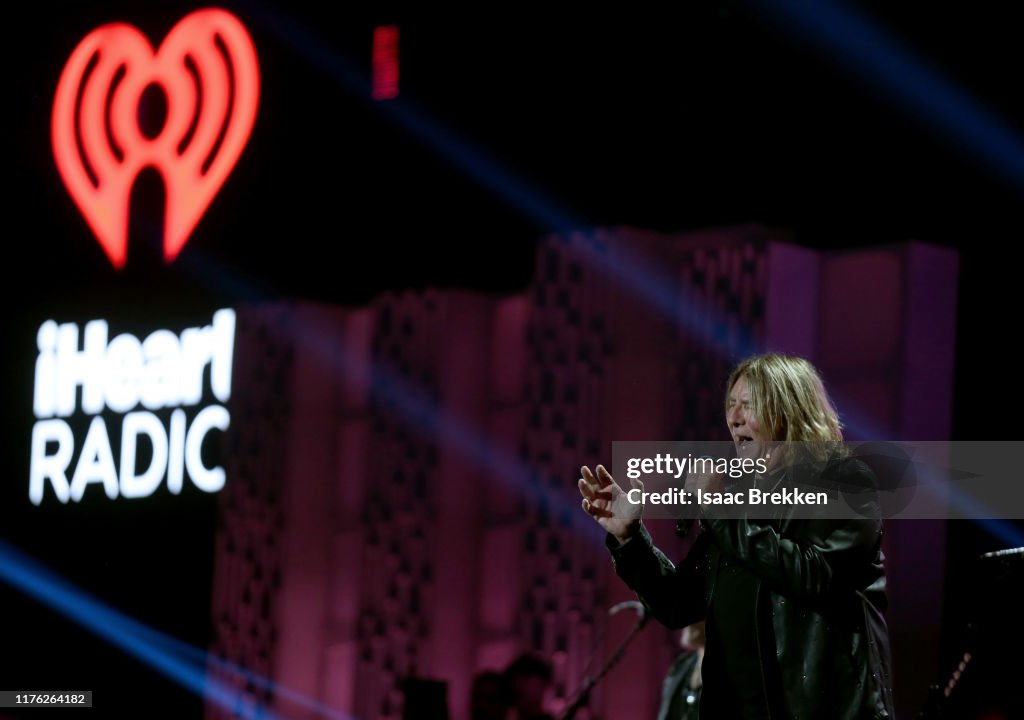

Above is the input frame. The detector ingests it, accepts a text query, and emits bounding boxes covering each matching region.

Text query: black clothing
[608,456,894,719]
[659,650,702,720]
[705,555,770,718]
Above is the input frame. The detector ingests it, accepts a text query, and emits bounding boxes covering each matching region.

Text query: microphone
[609,600,648,621]
[676,454,715,536]
[563,601,651,718]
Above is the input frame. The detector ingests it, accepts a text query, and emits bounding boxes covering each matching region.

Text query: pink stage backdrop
[205,225,958,720]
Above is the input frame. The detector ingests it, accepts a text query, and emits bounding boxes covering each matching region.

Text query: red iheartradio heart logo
[52,8,260,268]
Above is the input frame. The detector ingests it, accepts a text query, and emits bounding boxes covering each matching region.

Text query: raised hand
[578,464,642,543]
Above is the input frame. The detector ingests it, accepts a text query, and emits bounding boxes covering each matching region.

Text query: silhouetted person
[658,622,704,720]
[470,670,513,720]
[504,653,554,720]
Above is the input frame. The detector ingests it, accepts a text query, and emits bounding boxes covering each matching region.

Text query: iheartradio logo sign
[51,9,260,268]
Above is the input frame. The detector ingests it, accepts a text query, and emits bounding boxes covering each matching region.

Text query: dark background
[2,1,1023,717]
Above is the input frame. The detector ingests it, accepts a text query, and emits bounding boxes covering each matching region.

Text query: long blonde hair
[726,354,843,443]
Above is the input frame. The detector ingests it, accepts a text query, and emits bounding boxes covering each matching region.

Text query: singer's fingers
[595,464,615,488]
[578,473,598,498]
[578,473,595,495]
[583,466,615,493]
[582,497,613,519]
[578,478,612,501]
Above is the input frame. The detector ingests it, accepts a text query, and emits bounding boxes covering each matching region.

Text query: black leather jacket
[608,457,895,719]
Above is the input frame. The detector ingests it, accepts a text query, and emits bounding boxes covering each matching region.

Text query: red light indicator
[52,8,260,268]
[372,25,399,100]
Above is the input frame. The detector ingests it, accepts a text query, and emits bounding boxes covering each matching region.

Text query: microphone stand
[560,606,650,720]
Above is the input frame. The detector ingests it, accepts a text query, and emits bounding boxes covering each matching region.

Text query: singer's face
[727,375,765,452]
